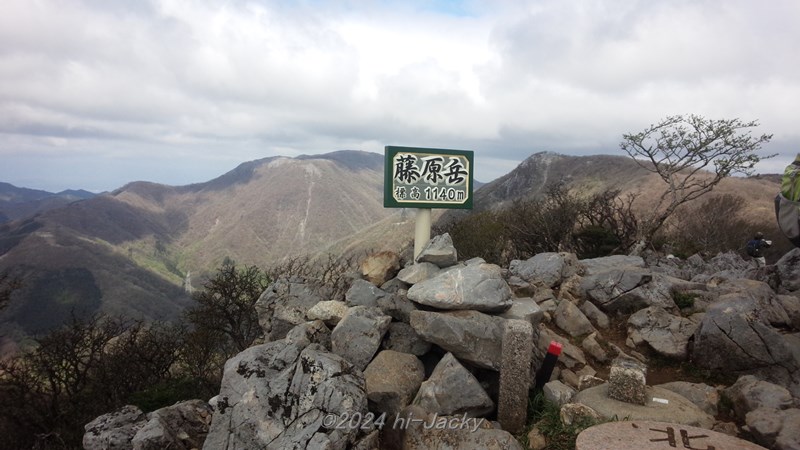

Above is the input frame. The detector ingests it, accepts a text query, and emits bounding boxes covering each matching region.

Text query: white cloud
[0,0,797,191]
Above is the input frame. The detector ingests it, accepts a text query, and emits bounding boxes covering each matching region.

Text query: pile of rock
[82,237,800,450]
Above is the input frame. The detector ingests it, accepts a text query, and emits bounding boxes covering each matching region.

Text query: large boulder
[691,292,799,385]
[413,352,494,417]
[331,306,392,371]
[203,340,369,450]
[724,375,795,419]
[410,310,505,370]
[627,306,697,359]
[407,263,513,313]
[573,384,715,428]
[382,322,431,356]
[581,269,699,314]
[131,400,212,450]
[746,407,800,450]
[656,381,720,416]
[777,248,800,292]
[256,277,331,341]
[508,252,581,288]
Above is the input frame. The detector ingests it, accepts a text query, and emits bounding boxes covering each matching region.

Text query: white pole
[414,208,432,260]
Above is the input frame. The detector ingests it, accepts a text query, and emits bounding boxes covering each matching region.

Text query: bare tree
[620,114,773,254]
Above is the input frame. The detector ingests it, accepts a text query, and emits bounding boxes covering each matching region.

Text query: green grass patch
[672,291,697,309]
[519,393,605,450]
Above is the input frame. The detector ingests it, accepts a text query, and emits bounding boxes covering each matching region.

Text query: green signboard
[384,146,474,209]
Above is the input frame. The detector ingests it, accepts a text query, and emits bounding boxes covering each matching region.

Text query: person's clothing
[754,256,767,268]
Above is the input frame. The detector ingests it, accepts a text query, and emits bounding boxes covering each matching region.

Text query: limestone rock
[412,352,494,417]
[364,350,425,415]
[382,322,431,356]
[692,294,798,379]
[132,400,212,450]
[579,300,610,329]
[534,326,587,369]
[83,405,146,450]
[399,406,523,450]
[544,380,576,407]
[407,263,513,313]
[559,403,602,426]
[256,277,331,341]
[415,233,458,268]
[777,248,800,292]
[307,300,349,326]
[203,341,368,450]
[553,300,596,337]
[498,297,544,329]
[579,255,645,276]
[396,262,440,285]
[724,375,794,419]
[331,306,392,371]
[345,279,387,308]
[656,381,720,416]
[285,320,331,349]
[410,310,505,370]
[376,292,417,323]
[581,332,609,363]
[573,384,715,428]
[508,252,581,288]
[627,306,697,359]
[360,251,401,286]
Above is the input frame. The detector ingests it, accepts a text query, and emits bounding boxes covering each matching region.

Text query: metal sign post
[383,146,474,259]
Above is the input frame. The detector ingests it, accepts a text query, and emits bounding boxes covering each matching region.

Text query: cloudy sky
[1,0,798,192]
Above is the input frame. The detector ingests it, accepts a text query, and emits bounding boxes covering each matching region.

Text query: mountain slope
[0,151,391,343]
[0,182,95,223]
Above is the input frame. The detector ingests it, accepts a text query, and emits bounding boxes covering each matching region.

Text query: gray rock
[407,263,513,312]
[256,277,331,341]
[656,381,720,416]
[777,248,800,292]
[508,252,581,288]
[573,384,715,428]
[132,400,212,450]
[203,341,368,450]
[775,408,800,450]
[364,350,424,415]
[724,375,794,419]
[398,406,522,450]
[692,293,799,380]
[84,405,146,450]
[746,407,785,449]
[396,262,441,285]
[285,320,331,349]
[578,375,605,391]
[534,326,586,369]
[307,300,349,326]
[498,297,544,328]
[608,357,647,405]
[559,403,602,426]
[579,255,645,276]
[579,300,610,329]
[627,306,697,359]
[380,277,410,293]
[410,310,505,370]
[331,306,392,371]
[360,251,401,286]
[776,295,800,330]
[544,380,576,407]
[345,279,387,308]
[413,352,494,417]
[579,268,653,314]
[415,233,458,268]
[382,322,431,356]
[553,300,596,337]
[582,332,609,363]
[376,292,417,323]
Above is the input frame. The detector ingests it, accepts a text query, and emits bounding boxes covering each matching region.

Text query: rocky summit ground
[83,235,800,450]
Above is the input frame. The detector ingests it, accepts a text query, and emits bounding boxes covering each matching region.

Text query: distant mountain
[0,151,394,343]
[0,182,96,224]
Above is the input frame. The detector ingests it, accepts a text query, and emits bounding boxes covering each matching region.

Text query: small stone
[607,357,647,405]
